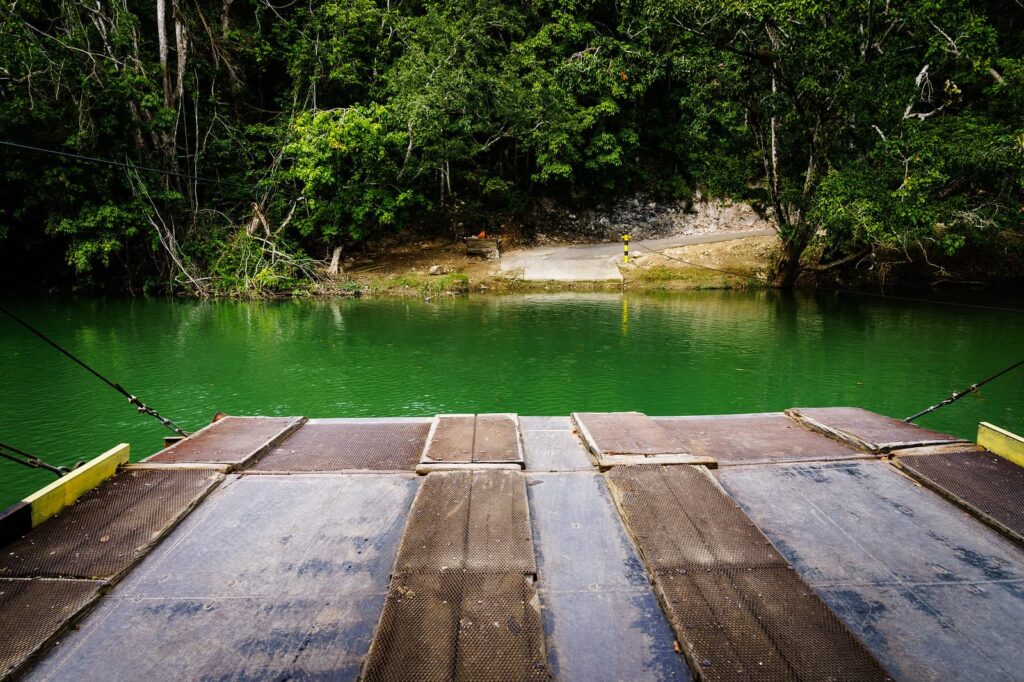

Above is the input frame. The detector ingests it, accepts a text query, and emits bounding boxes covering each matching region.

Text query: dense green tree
[0,0,1020,293]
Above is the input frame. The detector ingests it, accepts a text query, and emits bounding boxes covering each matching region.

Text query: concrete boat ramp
[2,409,1023,680]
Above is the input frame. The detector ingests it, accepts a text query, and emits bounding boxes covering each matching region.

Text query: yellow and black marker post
[622,233,631,263]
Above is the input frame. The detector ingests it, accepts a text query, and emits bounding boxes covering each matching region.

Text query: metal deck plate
[527,473,689,680]
[521,430,594,471]
[717,461,1024,681]
[473,414,522,462]
[25,474,418,681]
[656,413,865,465]
[422,414,523,464]
[606,465,889,680]
[145,416,303,466]
[251,421,429,472]
[0,468,221,580]
[393,470,535,574]
[786,407,964,452]
[0,578,102,679]
[895,448,1024,544]
[362,573,547,681]
[574,412,691,456]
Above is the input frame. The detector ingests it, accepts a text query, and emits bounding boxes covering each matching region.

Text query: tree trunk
[157,0,171,107]
[328,246,343,275]
[773,234,808,288]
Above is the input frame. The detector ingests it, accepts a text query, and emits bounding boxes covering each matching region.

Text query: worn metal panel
[0,578,102,679]
[473,413,522,463]
[655,413,866,465]
[895,448,1024,544]
[251,421,429,472]
[362,573,548,682]
[522,430,593,472]
[519,416,573,431]
[145,416,304,466]
[528,473,689,680]
[25,474,418,681]
[786,407,964,452]
[717,461,1024,681]
[0,468,221,580]
[606,465,890,681]
[573,412,690,456]
[394,470,535,575]
[423,414,475,462]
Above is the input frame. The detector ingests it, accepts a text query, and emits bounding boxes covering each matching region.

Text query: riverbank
[325,232,778,298]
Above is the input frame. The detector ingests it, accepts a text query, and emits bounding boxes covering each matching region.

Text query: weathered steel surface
[574,412,690,456]
[895,447,1024,545]
[717,461,1024,681]
[786,407,964,452]
[364,467,546,680]
[521,430,593,471]
[423,414,475,462]
[422,414,524,465]
[473,413,522,462]
[251,420,429,472]
[0,578,101,679]
[528,473,689,680]
[145,416,304,466]
[25,474,417,681]
[655,413,865,465]
[0,468,221,580]
[606,465,890,681]
[362,573,547,682]
[393,470,535,574]
[519,416,573,431]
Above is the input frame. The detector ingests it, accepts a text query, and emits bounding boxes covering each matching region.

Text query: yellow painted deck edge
[23,443,130,527]
[978,422,1024,467]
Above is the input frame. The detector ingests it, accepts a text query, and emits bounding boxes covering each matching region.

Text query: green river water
[1,291,1021,508]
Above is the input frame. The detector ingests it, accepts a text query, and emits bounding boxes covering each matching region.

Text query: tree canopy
[1,0,1021,293]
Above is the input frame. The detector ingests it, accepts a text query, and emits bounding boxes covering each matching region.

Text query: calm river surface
[1,291,1021,507]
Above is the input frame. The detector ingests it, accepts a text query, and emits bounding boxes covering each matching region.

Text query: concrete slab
[26,474,418,681]
[718,461,1024,681]
[528,473,689,680]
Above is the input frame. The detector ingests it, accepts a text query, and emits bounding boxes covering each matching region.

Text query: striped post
[622,234,631,263]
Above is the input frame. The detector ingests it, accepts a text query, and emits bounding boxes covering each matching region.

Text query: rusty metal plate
[422,414,523,464]
[655,566,889,680]
[574,412,690,456]
[423,415,475,462]
[0,468,221,580]
[394,470,535,575]
[473,414,521,463]
[0,578,102,678]
[786,407,964,452]
[896,448,1024,543]
[145,416,303,466]
[250,421,429,472]
[362,573,548,681]
[656,413,866,465]
[606,465,890,681]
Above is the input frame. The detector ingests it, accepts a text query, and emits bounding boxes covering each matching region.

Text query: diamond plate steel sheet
[0,578,101,678]
[145,416,303,466]
[606,465,890,681]
[251,421,429,472]
[393,470,535,575]
[656,413,865,465]
[896,447,1024,543]
[0,468,221,580]
[362,573,547,682]
[574,412,691,456]
[786,407,964,452]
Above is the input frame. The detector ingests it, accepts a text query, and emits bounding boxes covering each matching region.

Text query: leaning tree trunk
[773,237,805,288]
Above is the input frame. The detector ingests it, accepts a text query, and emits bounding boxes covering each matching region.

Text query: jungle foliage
[0,0,1021,293]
